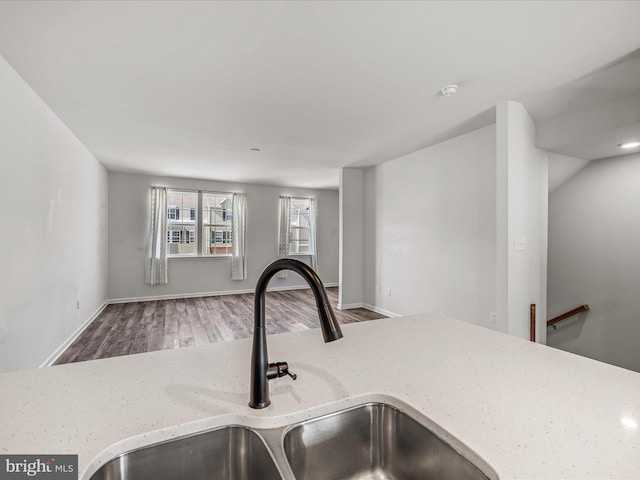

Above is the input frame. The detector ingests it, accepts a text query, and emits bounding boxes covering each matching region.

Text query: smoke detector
[441,84,458,97]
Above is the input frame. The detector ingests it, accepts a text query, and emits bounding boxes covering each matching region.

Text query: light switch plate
[514,237,527,251]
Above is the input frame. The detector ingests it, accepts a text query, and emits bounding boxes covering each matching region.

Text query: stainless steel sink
[88,402,495,480]
[89,425,281,480]
[283,403,490,480]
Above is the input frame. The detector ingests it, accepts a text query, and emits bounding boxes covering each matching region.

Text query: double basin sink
[90,402,494,480]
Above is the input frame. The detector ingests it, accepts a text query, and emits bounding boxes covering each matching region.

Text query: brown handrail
[530,304,536,342]
[547,304,590,327]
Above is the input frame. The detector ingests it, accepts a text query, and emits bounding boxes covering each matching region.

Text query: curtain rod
[151,186,244,195]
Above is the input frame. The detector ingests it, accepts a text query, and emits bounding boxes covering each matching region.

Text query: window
[168,207,179,220]
[203,193,233,255]
[168,230,181,243]
[289,197,312,255]
[166,230,194,244]
[214,230,231,243]
[166,189,234,257]
[167,190,197,256]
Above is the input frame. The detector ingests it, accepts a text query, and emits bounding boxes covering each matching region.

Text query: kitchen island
[1,314,639,479]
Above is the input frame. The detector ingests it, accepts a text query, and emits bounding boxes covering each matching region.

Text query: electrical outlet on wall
[386,288,391,296]
[489,311,497,324]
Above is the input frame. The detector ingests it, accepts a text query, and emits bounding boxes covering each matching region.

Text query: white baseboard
[40,301,109,368]
[363,303,402,318]
[109,288,254,304]
[108,282,340,305]
[337,302,364,310]
[337,301,401,318]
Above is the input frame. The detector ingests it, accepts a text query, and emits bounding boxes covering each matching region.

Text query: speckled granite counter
[1,315,639,479]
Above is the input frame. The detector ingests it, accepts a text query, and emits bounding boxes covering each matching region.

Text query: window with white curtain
[278,195,318,275]
[288,197,313,255]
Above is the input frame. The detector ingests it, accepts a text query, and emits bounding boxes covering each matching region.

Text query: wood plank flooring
[54,287,385,365]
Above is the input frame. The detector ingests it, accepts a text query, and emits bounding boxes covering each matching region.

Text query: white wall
[0,55,108,372]
[362,125,496,326]
[496,101,548,342]
[108,172,339,300]
[547,152,640,372]
[338,168,364,308]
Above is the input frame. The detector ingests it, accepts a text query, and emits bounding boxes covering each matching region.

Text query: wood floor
[54,287,385,365]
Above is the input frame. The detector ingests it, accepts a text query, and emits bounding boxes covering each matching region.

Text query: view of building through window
[203,193,233,255]
[167,190,197,255]
[167,191,310,258]
[167,190,233,256]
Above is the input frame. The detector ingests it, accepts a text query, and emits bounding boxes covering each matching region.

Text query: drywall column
[338,168,364,308]
[496,101,549,343]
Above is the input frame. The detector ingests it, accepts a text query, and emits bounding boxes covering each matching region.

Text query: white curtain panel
[231,193,247,281]
[145,186,168,285]
[277,196,291,278]
[309,198,318,272]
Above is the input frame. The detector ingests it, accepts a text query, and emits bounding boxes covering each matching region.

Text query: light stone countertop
[1,314,639,479]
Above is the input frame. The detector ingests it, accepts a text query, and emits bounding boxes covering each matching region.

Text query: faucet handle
[267,361,297,381]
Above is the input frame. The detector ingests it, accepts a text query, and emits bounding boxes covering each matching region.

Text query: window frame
[166,190,198,257]
[166,189,234,259]
[287,197,314,256]
[202,192,234,257]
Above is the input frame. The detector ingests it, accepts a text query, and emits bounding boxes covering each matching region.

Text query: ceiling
[0,1,639,189]
[522,50,640,161]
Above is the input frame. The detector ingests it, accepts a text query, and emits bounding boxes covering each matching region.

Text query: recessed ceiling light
[618,141,640,149]
[440,84,458,97]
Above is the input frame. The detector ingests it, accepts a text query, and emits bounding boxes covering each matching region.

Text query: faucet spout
[249,258,343,409]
